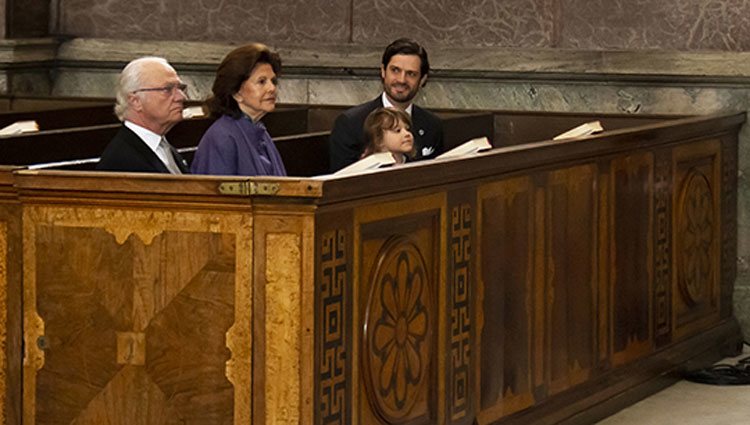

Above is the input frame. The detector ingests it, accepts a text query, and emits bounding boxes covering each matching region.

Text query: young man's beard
[385,82,419,104]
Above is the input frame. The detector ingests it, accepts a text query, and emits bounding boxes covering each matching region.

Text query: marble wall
[55,0,750,51]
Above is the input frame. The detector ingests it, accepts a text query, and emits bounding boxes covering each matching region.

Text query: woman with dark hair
[191,43,287,176]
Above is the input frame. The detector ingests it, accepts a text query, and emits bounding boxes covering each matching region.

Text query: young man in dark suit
[97,57,190,174]
[328,38,444,172]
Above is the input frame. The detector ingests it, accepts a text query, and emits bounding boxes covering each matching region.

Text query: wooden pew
[0,99,312,134]
[30,130,332,178]
[0,111,742,425]
[440,111,494,150]
[0,124,121,165]
[0,100,673,156]
[491,110,679,146]
[0,95,112,112]
[305,103,676,148]
[0,117,211,167]
[0,109,494,173]
[0,105,117,131]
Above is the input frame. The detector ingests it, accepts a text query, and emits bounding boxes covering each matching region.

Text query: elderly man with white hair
[97,56,190,174]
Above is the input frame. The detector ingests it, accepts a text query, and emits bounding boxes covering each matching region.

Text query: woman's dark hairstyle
[206,43,281,118]
[381,38,430,80]
[361,107,415,159]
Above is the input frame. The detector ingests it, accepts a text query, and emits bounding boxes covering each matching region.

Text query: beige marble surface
[52,38,750,79]
[597,346,750,424]
[599,380,750,425]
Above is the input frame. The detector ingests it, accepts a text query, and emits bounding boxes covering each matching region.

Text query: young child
[361,107,416,164]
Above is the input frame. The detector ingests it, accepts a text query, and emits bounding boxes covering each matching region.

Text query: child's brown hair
[361,107,415,159]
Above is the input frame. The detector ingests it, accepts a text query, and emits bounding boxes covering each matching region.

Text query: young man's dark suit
[96,125,189,173]
[328,96,443,172]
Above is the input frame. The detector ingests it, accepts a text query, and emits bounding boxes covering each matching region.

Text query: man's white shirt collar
[124,120,162,153]
[381,93,413,116]
[124,120,181,173]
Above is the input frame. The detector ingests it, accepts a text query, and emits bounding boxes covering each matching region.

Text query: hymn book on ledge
[436,136,492,160]
[0,120,39,136]
[553,120,604,140]
[332,152,397,175]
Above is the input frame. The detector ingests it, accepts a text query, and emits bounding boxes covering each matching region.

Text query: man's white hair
[114,56,174,121]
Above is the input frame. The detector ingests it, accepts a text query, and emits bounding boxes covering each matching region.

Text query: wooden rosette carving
[677,169,714,306]
[363,236,432,424]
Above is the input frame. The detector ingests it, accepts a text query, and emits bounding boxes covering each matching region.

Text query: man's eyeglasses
[132,83,188,97]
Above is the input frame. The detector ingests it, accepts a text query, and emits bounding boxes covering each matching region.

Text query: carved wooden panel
[610,154,653,366]
[477,176,535,422]
[653,150,673,347]
[23,206,252,425]
[317,228,349,425]
[363,236,431,423]
[672,140,721,340]
[545,165,597,395]
[677,171,713,305]
[477,164,599,425]
[355,195,442,425]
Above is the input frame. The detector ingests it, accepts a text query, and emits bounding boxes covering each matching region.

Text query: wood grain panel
[0,197,22,425]
[251,212,315,425]
[72,365,182,425]
[545,165,597,395]
[265,233,302,425]
[477,177,535,422]
[23,206,251,425]
[610,154,653,366]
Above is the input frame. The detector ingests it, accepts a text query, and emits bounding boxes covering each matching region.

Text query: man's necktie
[159,137,182,175]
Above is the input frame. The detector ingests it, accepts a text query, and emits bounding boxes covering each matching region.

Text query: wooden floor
[597,346,750,425]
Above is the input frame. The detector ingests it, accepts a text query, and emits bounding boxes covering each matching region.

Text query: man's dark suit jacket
[328,96,444,172]
[96,125,190,173]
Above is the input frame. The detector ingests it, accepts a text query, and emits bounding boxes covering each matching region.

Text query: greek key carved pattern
[319,230,347,425]
[450,204,471,421]
[677,170,714,307]
[653,153,671,339]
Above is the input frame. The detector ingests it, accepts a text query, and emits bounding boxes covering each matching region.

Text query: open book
[182,106,206,119]
[333,152,397,175]
[436,137,492,160]
[0,120,39,136]
[553,121,603,140]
